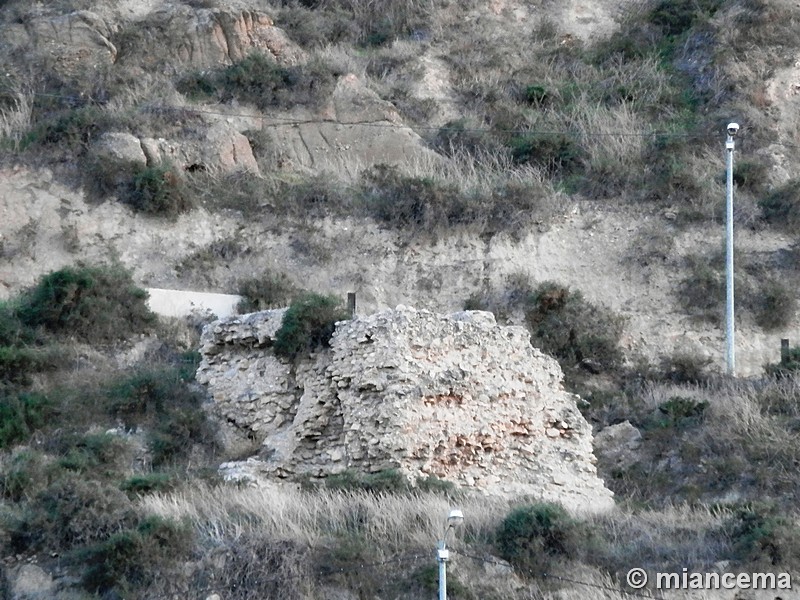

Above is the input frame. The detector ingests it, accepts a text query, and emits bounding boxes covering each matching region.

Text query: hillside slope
[1,0,799,375]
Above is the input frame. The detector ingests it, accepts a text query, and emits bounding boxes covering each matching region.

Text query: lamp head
[447,509,464,528]
[727,122,740,137]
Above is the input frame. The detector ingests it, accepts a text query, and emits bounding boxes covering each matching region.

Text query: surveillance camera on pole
[725,123,739,376]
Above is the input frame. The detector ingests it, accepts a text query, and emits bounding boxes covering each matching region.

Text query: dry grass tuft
[0,86,33,150]
[141,482,512,550]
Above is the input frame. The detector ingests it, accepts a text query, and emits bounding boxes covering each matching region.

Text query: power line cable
[6,87,797,153]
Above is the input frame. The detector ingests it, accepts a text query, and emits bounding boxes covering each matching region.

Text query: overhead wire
[5,85,799,154]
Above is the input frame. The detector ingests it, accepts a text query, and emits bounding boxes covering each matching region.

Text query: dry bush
[0,86,33,151]
[588,506,731,576]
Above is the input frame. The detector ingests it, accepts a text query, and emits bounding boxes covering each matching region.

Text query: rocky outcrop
[197,306,614,512]
[119,6,306,69]
[93,124,259,175]
[8,564,54,600]
[141,123,260,173]
[594,421,642,471]
[2,11,117,77]
[92,132,147,167]
[265,74,444,170]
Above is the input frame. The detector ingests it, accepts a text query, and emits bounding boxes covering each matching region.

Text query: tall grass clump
[0,86,33,151]
[760,179,800,230]
[360,163,554,238]
[237,270,303,312]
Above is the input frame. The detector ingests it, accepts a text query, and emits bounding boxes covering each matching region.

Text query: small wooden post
[781,338,790,364]
[347,292,356,318]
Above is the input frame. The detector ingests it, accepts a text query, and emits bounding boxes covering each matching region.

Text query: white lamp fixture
[437,508,464,600]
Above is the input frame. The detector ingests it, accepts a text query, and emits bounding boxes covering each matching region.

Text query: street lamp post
[725,123,739,377]
[437,509,464,600]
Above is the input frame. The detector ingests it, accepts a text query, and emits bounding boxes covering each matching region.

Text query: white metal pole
[437,541,448,600]
[725,125,737,376]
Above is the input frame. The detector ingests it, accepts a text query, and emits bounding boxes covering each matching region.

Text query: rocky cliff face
[197,306,614,512]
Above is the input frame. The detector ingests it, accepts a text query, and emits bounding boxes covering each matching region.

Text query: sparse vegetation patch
[273,293,350,359]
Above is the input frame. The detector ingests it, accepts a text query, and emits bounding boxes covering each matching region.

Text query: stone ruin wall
[196,306,614,512]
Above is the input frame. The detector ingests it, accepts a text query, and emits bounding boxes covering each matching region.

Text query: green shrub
[524,282,623,373]
[0,302,30,346]
[15,264,155,342]
[648,0,723,37]
[148,406,210,467]
[415,474,458,496]
[104,367,214,465]
[0,450,45,502]
[11,477,136,553]
[216,535,311,600]
[223,53,337,110]
[106,369,193,422]
[760,179,800,229]
[361,164,470,234]
[522,84,553,107]
[54,432,126,473]
[0,393,52,449]
[660,350,712,384]
[677,255,723,322]
[727,502,800,567]
[120,473,174,495]
[463,294,488,311]
[0,346,42,384]
[753,279,796,330]
[238,270,302,312]
[432,119,502,156]
[413,563,472,599]
[78,515,192,595]
[174,72,218,101]
[273,293,349,359]
[508,132,585,176]
[360,164,550,238]
[733,158,770,193]
[324,469,410,494]
[496,503,583,576]
[123,163,192,216]
[275,4,360,48]
[22,106,111,153]
[281,0,431,47]
[656,396,708,428]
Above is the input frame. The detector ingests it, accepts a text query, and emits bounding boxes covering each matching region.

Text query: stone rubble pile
[197,306,614,512]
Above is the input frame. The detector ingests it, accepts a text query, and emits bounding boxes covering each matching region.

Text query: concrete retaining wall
[146,288,242,319]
